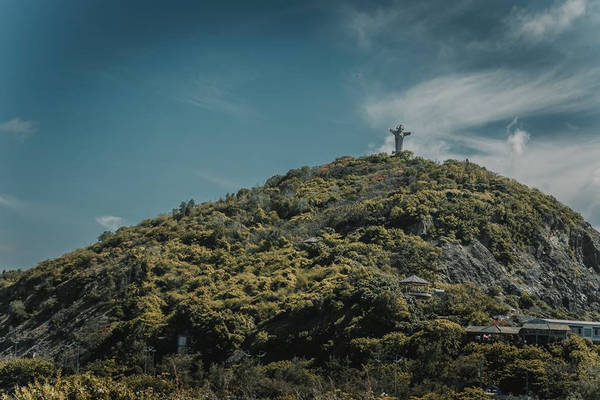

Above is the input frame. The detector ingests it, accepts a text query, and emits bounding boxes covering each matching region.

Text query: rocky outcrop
[570,223,600,272]
[439,222,600,317]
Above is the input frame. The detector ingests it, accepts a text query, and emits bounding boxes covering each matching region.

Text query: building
[520,321,570,345]
[526,318,600,343]
[465,318,600,346]
[465,325,521,343]
[399,275,432,298]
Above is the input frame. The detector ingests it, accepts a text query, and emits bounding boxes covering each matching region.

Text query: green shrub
[0,358,56,392]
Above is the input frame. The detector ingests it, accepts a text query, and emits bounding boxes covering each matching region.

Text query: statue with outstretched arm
[389,124,411,154]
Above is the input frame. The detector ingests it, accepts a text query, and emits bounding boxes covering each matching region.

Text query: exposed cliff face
[439,221,600,316]
[0,153,599,365]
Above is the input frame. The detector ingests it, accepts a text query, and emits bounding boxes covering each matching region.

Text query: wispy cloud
[343,0,591,53]
[0,118,36,139]
[508,0,587,42]
[341,1,477,50]
[342,5,402,49]
[194,170,240,190]
[366,67,600,144]
[180,78,256,118]
[96,215,125,231]
[0,194,25,210]
[102,67,256,118]
[506,118,530,155]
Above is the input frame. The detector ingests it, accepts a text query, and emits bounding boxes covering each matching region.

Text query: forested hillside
[1,152,600,399]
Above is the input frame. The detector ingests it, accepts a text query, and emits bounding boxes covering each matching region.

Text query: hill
[1,152,600,399]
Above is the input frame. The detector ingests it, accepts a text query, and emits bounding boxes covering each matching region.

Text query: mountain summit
[1,152,600,397]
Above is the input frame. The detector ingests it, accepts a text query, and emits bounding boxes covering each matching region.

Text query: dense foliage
[3,334,600,399]
[0,153,593,398]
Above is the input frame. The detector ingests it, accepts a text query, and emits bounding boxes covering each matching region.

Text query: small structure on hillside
[389,124,412,154]
[526,318,600,344]
[465,325,522,344]
[399,275,432,298]
[520,321,570,345]
[465,317,600,346]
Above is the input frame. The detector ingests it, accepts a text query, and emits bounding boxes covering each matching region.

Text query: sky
[1,0,600,269]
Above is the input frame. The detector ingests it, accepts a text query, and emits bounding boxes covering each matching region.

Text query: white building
[527,318,600,343]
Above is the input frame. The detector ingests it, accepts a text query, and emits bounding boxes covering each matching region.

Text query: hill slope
[1,152,599,377]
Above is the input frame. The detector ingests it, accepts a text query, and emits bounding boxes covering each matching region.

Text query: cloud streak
[0,194,25,210]
[508,0,587,42]
[366,67,600,140]
[194,170,241,190]
[96,215,125,231]
[342,5,402,49]
[506,118,530,155]
[0,118,35,139]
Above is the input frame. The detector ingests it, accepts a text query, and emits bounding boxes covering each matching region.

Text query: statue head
[389,124,404,134]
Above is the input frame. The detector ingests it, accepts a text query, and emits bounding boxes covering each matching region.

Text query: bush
[519,293,535,309]
[8,300,29,322]
[0,358,56,392]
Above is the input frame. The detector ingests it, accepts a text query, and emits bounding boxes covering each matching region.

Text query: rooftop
[466,325,521,335]
[399,275,430,285]
[522,322,571,331]
[532,318,600,327]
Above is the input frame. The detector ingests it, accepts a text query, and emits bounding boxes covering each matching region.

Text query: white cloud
[341,2,479,50]
[508,128,530,155]
[509,0,586,42]
[593,168,600,185]
[366,68,600,147]
[0,194,24,209]
[96,215,124,231]
[0,118,35,139]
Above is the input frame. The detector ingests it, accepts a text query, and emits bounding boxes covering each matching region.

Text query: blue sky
[1,0,600,268]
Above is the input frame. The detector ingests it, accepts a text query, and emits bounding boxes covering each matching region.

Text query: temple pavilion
[399,275,432,298]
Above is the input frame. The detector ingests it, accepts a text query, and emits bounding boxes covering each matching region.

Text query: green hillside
[1,152,600,399]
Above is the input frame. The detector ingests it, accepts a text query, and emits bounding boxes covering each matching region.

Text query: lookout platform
[399,275,432,298]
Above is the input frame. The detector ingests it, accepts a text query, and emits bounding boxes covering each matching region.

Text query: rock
[438,221,600,317]
[408,215,434,236]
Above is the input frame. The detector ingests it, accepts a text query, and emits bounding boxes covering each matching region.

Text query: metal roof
[465,325,521,334]
[399,274,430,285]
[530,318,600,327]
[522,322,571,331]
